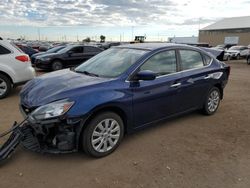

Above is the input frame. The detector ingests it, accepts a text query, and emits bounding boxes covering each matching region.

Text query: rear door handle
[170,83,181,88]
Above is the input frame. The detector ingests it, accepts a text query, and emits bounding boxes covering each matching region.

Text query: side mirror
[68,51,73,56]
[133,70,156,81]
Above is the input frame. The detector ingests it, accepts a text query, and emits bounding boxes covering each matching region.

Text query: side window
[179,50,204,70]
[140,50,177,76]
[71,47,83,53]
[84,46,100,53]
[0,45,11,55]
[203,54,212,66]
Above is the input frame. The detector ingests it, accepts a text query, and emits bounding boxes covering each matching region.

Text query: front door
[131,50,183,127]
[65,46,84,66]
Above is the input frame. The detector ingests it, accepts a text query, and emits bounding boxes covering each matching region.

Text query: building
[199,16,250,46]
[169,36,198,44]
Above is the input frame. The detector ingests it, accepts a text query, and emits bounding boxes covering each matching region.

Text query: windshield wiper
[75,70,99,77]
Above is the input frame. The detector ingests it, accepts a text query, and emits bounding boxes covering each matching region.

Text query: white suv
[0,39,35,99]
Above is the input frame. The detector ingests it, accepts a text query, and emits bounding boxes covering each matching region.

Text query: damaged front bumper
[0,110,85,162]
[21,118,79,154]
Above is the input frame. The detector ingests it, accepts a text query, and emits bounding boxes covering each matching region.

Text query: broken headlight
[30,99,74,120]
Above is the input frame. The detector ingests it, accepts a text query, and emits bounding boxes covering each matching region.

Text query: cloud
[0,0,249,29]
[0,0,179,27]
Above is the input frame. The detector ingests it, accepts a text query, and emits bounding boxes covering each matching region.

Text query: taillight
[15,55,30,62]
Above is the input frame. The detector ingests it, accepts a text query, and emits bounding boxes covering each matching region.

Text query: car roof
[116,43,194,51]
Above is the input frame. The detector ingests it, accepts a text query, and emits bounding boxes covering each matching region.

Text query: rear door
[176,49,213,111]
[132,50,183,127]
[83,46,102,62]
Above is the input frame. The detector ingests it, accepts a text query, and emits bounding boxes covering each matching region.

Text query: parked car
[16,43,230,158]
[214,44,235,50]
[31,45,66,64]
[16,44,39,57]
[224,46,249,60]
[0,39,35,99]
[33,45,103,71]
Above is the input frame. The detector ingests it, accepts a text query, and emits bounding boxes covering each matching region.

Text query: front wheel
[52,60,63,71]
[236,54,240,60]
[247,58,250,65]
[203,87,221,115]
[82,112,124,158]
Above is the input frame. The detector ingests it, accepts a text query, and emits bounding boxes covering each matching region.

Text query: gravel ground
[0,60,250,188]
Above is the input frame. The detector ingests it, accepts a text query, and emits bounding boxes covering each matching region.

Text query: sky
[0,0,250,42]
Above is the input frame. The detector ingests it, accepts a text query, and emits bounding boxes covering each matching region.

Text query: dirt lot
[0,60,250,188]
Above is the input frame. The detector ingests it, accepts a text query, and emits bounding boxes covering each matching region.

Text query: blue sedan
[18,43,230,158]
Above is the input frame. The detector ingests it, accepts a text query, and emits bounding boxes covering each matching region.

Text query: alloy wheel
[208,90,220,113]
[91,118,121,153]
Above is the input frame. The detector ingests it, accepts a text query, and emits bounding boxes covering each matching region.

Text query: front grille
[21,126,41,153]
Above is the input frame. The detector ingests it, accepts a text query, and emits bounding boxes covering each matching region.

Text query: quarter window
[179,50,204,70]
[0,45,11,55]
[140,50,177,76]
[203,54,212,66]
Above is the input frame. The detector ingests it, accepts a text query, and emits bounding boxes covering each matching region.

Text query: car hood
[36,53,57,59]
[20,69,111,107]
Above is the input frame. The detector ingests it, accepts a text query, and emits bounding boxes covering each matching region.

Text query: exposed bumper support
[0,122,25,162]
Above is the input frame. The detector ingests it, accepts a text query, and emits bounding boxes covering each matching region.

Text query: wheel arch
[0,70,13,84]
[214,83,223,99]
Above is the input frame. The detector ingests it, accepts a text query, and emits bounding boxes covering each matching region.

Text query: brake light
[15,55,30,62]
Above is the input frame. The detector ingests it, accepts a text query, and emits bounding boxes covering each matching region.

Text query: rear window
[84,46,102,53]
[10,43,24,53]
[0,45,11,55]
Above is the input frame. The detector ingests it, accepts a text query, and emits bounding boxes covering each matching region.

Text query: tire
[236,54,240,60]
[52,60,63,71]
[226,56,230,61]
[247,58,250,65]
[82,112,124,158]
[203,87,221,115]
[0,74,12,99]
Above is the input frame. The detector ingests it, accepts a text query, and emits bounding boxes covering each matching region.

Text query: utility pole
[131,26,134,41]
[38,28,40,41]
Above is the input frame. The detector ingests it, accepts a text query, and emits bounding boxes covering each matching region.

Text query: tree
[82,37,91,43]
[100,35,106,43]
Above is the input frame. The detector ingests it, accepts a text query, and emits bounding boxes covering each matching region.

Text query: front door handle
[170,83,181,88]
[204,75,211,79]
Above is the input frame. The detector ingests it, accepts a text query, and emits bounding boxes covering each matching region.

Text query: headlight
[30,99,74,120]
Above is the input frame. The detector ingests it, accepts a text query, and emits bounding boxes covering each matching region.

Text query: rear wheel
[52,60,63,71]
[82,112,124,158]
[0,74,12,99]
[203,87,221,115]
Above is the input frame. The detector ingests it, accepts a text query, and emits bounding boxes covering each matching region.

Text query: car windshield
[57,45,73,54]
[229,46,242,50]
[75,48,147,78]
[216,45,224,48]
[47,46,65,53]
